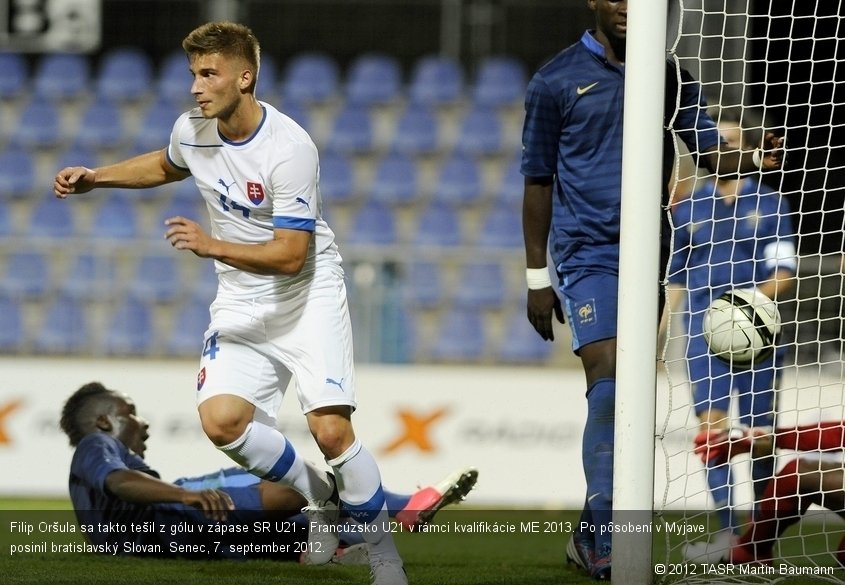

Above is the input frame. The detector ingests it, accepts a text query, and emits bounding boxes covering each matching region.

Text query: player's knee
[200,409,251,446]
[311,419,354,459]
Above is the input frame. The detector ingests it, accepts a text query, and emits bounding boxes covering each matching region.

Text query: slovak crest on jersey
[246,181,265,205]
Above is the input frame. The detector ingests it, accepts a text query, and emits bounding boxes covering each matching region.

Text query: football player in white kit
[53,21,407,585]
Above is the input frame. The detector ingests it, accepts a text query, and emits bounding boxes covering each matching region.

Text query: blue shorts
[560,269,618,353]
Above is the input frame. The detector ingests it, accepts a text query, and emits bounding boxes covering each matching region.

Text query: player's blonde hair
[182,22,261,92]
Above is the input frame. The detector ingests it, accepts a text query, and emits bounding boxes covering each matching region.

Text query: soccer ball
[702,288,781,368]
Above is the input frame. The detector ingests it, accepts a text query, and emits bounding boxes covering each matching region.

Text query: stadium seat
[369,152,419,206]
[32,53,91,102]
[132,100,181,154]
[256,53,278,98]
[60,253,118,301]
[413,202,463,247]
[88,197,141,241]
[431,155,483,207]
[0,203,11,237]
[408,54,464,107]
[345,53,402,106]
[126,253,181,303]
[429,307,486,362]
[54,146,100,175]
[345,202,398,246]
[496,309,554,363]
[279,52,340,105]
[279,101,311,132]
[156,50,191,107]
[390,106,439,156]
[190,261,219,307]
[74,99,126,151]
[102,299,155,355]
[29,194,78,239]
[33,295,91,354]
[400,261,444,309]
[11,101,62,150]
[169,177,202,203]
[0,149,36,200]
[155,198,206,231]
[475,207,523,249]
[471,56,528,107]
[494,152,524,208]
[95,47,154,102]
[325,105,374,154]
[453,261,508,309]
[319,151,357,205]
[0,53,28,100]
[0,295,25,352]
[165,300,210,356]
[453,106,503,157]
[1,251,51,299]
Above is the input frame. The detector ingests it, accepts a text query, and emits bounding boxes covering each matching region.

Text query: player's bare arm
[700,132,785,177]
[105,469,234,522]
[165,218,312,276]
[54,149,189,198]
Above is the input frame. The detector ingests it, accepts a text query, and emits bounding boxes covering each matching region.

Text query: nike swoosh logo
[576,82,599,95]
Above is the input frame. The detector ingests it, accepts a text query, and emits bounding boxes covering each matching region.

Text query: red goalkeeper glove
[693,427,770,465]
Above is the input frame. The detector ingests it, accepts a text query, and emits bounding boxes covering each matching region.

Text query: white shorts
[195,265,356,425]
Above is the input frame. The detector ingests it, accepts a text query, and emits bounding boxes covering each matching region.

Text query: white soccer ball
[702,287,781,368]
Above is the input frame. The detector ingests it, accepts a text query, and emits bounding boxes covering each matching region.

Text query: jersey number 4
[219,194,251,218]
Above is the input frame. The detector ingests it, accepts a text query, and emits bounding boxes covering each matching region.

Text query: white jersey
[166,101,341,300]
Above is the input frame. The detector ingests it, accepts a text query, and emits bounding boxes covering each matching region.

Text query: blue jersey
[668,178,797,315]
[521,31,722,272]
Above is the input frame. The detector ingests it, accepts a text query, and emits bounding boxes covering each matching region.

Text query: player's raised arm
[53,149,189,198]
[699,131,786,177]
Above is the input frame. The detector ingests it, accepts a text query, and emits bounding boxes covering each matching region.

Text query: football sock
[384,491,412,516]
[217,421,334,504]
[705,459,736,532]
[583,378,615,557]
[327,439,401,562]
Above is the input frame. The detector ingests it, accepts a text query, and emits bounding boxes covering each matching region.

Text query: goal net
[659,1,845,582]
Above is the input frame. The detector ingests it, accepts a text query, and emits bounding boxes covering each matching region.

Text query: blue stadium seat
[390,106,439,156]
[54,146,100,175]
[33,295,91,354]
[11,101,62,150]
[132,101,181,154]
[256,53,278,99]
[102,299,155,355]
[279,102,311,132]
[408,55,464,107]
[74,99,126,151]
[0,149,36,199]
[1,251,50,299]
[126,253,181,303]
[95,47,154,102]
[431,155,483,207]
[475,207,523,249]
[190,261,219,307]
[453,106,503,157]
[413,202,463,247]
[156,198,206,230]
[497,309,554,363]
[60,253,118,301]
[170,177,202,203]
[401,261,444,309]
[88,197,141,241]
[369,153,419,206]
[453,261,507,309]
[319,151,357,205]
[429,307,486,362]
[345,53,402,106]
[471,56,528,107]
[279,52,340,105]
[326,105,374,154]
[0,203,11,237]
[494,152,524,207]
[0,53,28,100]
[0,295,25,352]
[29,194,78,239]
[156,50,191,107]
[32,53,91,102]
[345,202,398,246]
[165,300,210,356]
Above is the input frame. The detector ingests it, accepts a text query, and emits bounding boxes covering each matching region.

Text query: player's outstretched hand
[527,288,565,341]
[693,427,772,465]
[761,132,786,171]
[165,216,215,257]
[54,166,97,198]
[182,488,235,522]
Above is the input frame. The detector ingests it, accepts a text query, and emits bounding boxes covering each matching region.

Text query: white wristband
[752,148,763,169]
[526,267,552,290]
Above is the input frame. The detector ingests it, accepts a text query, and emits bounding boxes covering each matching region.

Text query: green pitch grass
[0,501,842,584]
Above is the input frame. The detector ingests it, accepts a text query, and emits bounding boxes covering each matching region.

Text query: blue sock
[384,490,411,517]
[583,378,615,558]
[705,459,735,531]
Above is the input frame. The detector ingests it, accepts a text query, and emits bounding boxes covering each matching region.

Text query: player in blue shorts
[61,382,478,561]
[519,1,785,579]
[669,110,796,561]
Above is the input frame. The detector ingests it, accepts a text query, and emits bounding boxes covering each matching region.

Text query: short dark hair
[182,22,261,91]
[60,382,118,447]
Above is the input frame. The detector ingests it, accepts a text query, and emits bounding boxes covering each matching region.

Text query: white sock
[218,421,333,504]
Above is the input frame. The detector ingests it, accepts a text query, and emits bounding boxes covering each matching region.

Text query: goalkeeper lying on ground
[60,381,478,562]
[693,421,845,565]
